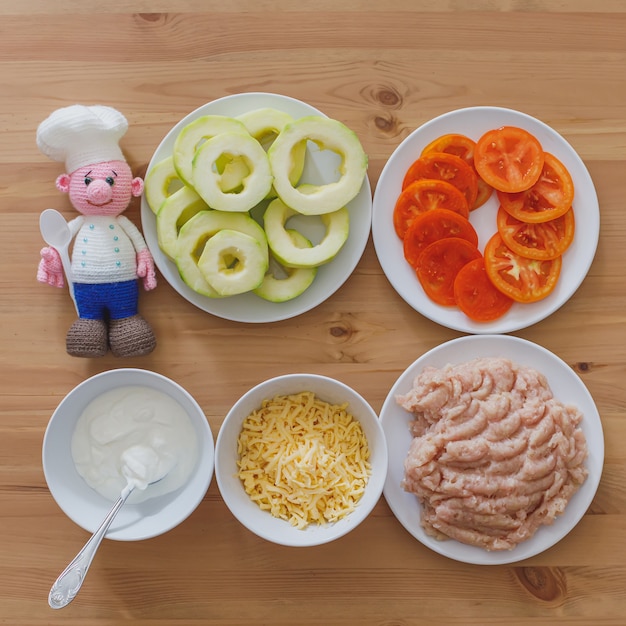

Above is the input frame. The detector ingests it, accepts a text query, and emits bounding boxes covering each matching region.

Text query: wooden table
[2,1,625,623]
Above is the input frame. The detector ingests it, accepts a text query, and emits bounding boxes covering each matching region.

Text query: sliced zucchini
[175,210,268,297]
[237,107,306,196]
[268,115,367,215]
[156,186,208,260]
[172,115,247,187]
[198,229,268,296]
[144,156,183,214]
[262,197,349,268]
[237,108,295,151]
[254,229,317,302]
[191,131,273,212]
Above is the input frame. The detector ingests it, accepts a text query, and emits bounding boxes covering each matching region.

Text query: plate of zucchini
[141,92,372,323]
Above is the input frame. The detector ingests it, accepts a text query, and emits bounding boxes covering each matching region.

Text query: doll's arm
[67,215,84,238]
[37,247,64,288]
[136,248,157,291]
[117,215,157,291]
[37,215,83,288]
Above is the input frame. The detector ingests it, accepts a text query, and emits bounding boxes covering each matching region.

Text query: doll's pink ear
[55,173,71,193]
[131,176,144,197]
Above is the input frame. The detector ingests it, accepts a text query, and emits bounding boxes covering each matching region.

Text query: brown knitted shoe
[66,318,108,358]
[108,314,156,357]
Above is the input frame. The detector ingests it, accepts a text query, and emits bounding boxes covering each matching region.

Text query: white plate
[380,334,604,565]
[141,92,372,323]
[372,106,600,334]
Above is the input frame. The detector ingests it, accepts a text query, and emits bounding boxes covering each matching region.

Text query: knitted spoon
[39,208,77,311]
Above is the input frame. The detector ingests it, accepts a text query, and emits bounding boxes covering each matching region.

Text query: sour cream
[71,385,199,504]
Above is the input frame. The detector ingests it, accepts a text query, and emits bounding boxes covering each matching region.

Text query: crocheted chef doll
[36,104,157,358]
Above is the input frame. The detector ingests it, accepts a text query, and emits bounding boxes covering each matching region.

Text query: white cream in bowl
[71,386,198,504]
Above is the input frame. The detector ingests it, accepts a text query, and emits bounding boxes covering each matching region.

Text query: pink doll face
[56,160,144,216]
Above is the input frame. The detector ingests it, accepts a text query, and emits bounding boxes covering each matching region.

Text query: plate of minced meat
[380,334,604,565]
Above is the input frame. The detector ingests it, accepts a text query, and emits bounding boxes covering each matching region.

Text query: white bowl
[215,374,387,546]
[42,368,215,541]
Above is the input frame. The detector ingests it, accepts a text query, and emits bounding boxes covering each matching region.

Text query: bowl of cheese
[214,373,387,546]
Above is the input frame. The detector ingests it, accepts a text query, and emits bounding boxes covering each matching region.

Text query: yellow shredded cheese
[236,390,372,529]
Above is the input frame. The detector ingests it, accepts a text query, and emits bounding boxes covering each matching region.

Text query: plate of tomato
[372,106,599,334]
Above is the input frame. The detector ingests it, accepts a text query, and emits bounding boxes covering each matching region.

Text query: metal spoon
[39,208,77,312]
[48,467,169,610]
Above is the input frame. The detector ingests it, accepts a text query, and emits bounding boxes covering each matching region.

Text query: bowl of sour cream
[42,368,214,541]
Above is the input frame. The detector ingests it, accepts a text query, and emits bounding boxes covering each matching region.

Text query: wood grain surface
[1,1,625,624]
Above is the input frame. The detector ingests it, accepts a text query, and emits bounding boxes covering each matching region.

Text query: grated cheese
[236,390,372,529]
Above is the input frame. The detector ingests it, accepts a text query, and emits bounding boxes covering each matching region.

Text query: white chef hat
[36,104,129,173]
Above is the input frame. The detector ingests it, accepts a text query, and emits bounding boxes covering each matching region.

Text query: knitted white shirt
[68,215,147,284]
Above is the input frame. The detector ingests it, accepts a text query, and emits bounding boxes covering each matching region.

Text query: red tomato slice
[415,237,482,306]
[422,133,476,161]
[403,208,478,268]
[484,232,561,303]
[474,177,494,210]
[453,257,514,322]
[498,152,574,223]
[421,133,493,209]
[474,126,545,193]
[497,206,575,260]
[393,179,469,239]
[402,152,479,209]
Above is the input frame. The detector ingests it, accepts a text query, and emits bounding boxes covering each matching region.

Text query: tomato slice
[498,152,574,223]
[415,237,482,306]
[402,152,478,209]
[403,208,478,268]
[421,133,492,209]
[474,126,545,193]
[497,206,575,260]
[393,179,469,239]
[484,232,561,303]
[474,176,494,210]
[453,257,514,322]
[422,133,476,161]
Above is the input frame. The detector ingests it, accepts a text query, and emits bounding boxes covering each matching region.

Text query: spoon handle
[48,484,134,609]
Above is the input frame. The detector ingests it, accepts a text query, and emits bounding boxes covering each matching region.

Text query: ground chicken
[397,357,588,551]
